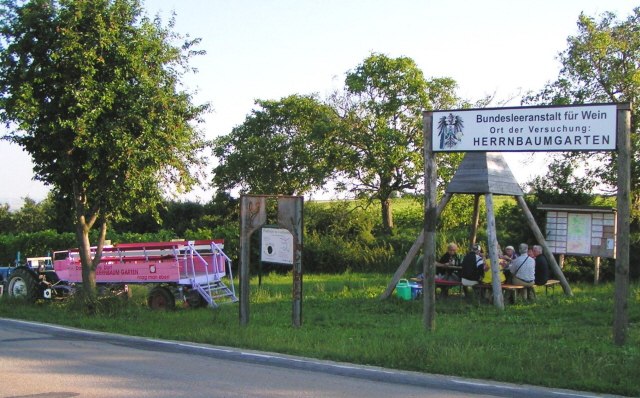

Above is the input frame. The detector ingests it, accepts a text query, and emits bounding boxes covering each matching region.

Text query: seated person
[533,245,550,285]
[480,257,507,284]
[508,243,536,287]
[460,244,485,286]
[435,242,462,281]
[499,245,517,267]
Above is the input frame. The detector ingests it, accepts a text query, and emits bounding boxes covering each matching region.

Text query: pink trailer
[53,239,237,309]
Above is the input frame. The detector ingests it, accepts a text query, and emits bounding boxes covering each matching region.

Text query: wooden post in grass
[239,195,266,326]
[485,193,504,309]
[516,196,572,296]
[470,194,481,247]
[614,103,631,346]
[379,193,452,300]
[423,111,437,330]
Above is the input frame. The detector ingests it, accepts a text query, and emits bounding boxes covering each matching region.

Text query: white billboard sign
[432,104,617,152]
[261,227,294,265]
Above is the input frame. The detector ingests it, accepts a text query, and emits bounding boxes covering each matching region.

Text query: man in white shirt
[508,243,535,287]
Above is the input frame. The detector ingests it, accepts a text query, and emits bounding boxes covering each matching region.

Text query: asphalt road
[0,318,621,398]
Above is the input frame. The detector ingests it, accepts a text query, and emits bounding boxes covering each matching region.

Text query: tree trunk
[381,198,393,231]
[76,219,97,311]
[73,183,108,313]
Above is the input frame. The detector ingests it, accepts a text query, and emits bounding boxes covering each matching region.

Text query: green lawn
[1,273,638,396]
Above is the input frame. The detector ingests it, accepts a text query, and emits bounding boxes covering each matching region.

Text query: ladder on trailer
[182,241,238,308]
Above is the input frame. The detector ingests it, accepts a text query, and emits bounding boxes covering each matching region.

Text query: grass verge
[1,273,638,396]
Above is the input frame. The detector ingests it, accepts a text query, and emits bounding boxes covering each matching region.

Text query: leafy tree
[0,203,13,233]
[111,206,161,234]
[496,159,597,248]
[528,158,596,206]
[212,94,340,195]
[45,189,76,233]
[160,200,206,236]
[202,191,239,227]
[331,53,460,231]
[13,196,52,233]
[524,7,640,219]
[0,0,208,307]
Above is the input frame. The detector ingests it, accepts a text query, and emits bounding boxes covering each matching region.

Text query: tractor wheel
[7,268,39,302]
[147,286,175,310]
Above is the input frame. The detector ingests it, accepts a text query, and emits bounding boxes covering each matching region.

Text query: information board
[544,209,616,258]
[567,213,592,255]
[261,227,294,264]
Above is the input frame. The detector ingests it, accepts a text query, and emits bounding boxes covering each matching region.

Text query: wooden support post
[485,193,504,309]
[614,103,631,346]
[379,193,452,300]
[558,254,565,269]
[278,197,304,328]
[594,257,601,285]
[239,196,267,326]
[516,196,573,296]
[423,111,437,330]
[470,194,480,247]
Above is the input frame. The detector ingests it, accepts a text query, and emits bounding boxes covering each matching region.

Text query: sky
[0,0,635,208]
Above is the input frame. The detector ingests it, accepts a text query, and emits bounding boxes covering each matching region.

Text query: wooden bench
[501,284,528,302]
[471,283,492,300]
[473,283,527,303]
[544,279,561,295]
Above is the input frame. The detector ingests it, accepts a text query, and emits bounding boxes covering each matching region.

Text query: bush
[305,201,377,243]
[303,233,396,273]
[0,230,75,264]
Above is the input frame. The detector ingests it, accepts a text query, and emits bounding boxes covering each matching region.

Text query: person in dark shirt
[460,244,485,286]
[533,245,550,285]
[435,242,462,281]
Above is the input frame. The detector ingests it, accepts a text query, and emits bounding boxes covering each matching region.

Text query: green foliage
[303,232,396,273]
[495,195,538,247]
[0,0,209,300]
[523,6,640,221]
[0,0,209,222]
[331,53,461,231]
[561,256,615,282]
[305,201,376,243]
[10,197,51,233]
[0,230,75,264]
[0,196,57,234]
[528,158,596,205]
[303,201,394,273]
[212,94,340,195]
[0,203,12,233]
[438,194,478,233]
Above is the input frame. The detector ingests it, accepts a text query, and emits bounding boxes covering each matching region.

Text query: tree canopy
[212,94,340,196]
[212,53,463,231]
[332,53,461,231]
[0,0,208,305]
[524,6,640,219]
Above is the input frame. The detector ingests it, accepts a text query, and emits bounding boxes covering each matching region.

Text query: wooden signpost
[416,103,630,345]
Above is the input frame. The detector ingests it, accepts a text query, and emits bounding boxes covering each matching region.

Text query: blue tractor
[0,254,63,301]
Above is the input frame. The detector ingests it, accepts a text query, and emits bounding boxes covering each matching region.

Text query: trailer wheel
[7,268,38,302]
[147,286,175,310]
[185,289,207,308]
